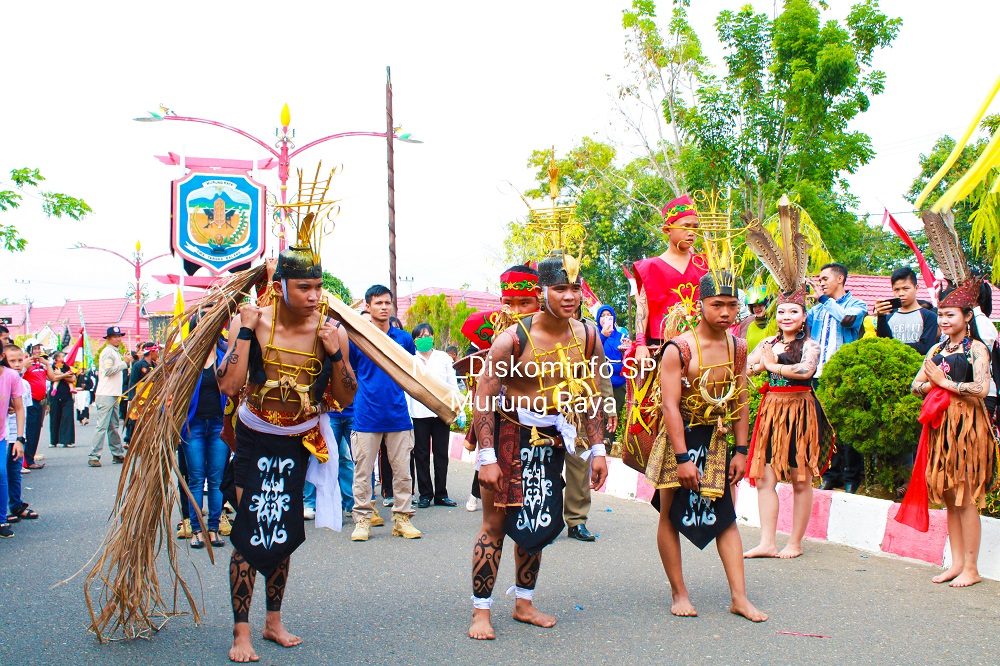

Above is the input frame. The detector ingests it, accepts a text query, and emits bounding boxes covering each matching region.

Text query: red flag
[63,328,85,366]
[883,209,936,291]
[622,262,637,297]
[580,278,601,314]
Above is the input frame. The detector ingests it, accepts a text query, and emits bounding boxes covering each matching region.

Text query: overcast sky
[1,0,995,308]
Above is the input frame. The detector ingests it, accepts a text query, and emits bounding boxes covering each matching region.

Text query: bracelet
[330,349,343,363]
[635,334,647,347]
[16,436,26,444]
[477,448,498,466]
[675,451,692,464]
[237,327,254,341]
[734,446,748,455]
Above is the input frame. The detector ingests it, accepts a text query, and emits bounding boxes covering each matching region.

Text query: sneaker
[351,518,371,542]
[63,443,75,448]
[49,443,58,448]
[392,513,422,539]
[176,518,193,539]
[218,513,232,537]
[0,524,12,538]
[382,496,394,507]
[303,507,316,520]
[370,511,385,527]
[112,455,125,464]
[466,494,480,512]
[88,458,101,467]
[21,468,30,474]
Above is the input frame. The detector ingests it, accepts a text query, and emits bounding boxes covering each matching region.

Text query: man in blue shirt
[807,263,867,493]
[350,285,420,541]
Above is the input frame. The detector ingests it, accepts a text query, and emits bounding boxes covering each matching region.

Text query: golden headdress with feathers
[922,209,981,309]
[273,162,340,280]
[744,194,810,307]
[692,189,741,299]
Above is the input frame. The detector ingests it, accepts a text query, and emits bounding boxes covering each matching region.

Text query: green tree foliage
[403,294,476,352]
[321,271,352,302]
[622,0,905,274]
[0,167,92,252]
[817,337,923,489]
[502,139,669,316]
[907,117,1000,281]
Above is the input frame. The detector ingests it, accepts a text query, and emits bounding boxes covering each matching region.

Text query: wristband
[237,327,254,341]
[675,451,692,464]
[635,334,647,347]
[734,446,748,455]
[477,447,498,466]
[330,349,343,363]
[589,443,607,458]
[16,436,26,444]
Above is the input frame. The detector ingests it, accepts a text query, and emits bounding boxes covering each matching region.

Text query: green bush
[817,337,924,491]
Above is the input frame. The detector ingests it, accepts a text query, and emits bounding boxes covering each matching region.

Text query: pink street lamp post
[135,97,421,291]
[73,241,170,345]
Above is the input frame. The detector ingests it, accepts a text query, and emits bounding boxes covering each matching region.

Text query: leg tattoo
[514,546,540,590]
[472,534,503,598]
[230,549,257,624]
[266,557,290,612]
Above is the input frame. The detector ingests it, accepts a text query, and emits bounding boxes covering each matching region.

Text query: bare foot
[670,592,698,617]
[932,565,963,584]
[229,624,260,663]
[262,615,302,648]
[512,600,556,628]
[468,608,495,640]
[743,544,779,559]
[949,571,982,588]
[777,545,803,559]
[730,597,768,623]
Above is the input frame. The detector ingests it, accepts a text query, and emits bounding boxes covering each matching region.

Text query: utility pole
[14,279,32,335]
[386,66,398,313]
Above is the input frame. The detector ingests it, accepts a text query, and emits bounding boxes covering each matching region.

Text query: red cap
[661,195,697,228]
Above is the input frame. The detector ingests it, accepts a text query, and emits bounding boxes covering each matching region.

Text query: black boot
[567,524,596,542]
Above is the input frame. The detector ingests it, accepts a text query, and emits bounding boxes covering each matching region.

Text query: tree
[907,113,1000,282]
[403,294,476,351]
[0,167,92,251]
[817,337,923,492]
[621,0,905,274]
[501,139,670,316]
[321,271,352,303]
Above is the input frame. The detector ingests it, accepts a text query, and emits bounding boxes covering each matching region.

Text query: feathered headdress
[744,195,810,307]
[921,209,981,309]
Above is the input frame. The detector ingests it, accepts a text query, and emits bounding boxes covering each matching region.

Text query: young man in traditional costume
[741,200,834,559]
[217,246,357,663]
[460,265,541,513]
[468,249,609,640]
[897,211,999,588]
[645,269,767,622]
[632,194,708,367]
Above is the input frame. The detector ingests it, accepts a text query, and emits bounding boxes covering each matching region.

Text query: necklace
[942,337,966,354]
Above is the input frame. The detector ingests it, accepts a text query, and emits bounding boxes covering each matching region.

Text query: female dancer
[901,282,997,586]
[742,294,827,559]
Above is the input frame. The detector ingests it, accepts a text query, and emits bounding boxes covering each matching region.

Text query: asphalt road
[1,421,998,666]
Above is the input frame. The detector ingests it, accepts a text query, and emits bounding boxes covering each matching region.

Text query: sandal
[27,463,45,470]
[11,503,38,520]
[6,515,19,524]
[209,531,225,548]
[190,533,205,549]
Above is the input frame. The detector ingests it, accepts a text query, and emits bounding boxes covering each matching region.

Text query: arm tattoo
[635,288,648,339]
[782,342,820,379]
[216,352,239,379]
[339,364,357,392]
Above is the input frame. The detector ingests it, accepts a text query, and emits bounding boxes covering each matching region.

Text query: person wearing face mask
[407,323,460,508]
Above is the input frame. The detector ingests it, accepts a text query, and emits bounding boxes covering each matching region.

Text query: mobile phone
[887,297,902,309]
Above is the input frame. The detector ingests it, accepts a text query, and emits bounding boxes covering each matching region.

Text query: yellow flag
[171,286,189,348]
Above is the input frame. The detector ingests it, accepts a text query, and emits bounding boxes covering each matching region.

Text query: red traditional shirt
[633,254,708,341]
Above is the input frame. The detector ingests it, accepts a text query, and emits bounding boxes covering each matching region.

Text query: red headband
[661,194,697,228]
[500,270,538,297]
